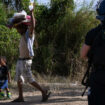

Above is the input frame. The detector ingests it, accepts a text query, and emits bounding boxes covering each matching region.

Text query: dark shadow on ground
[0,89,87,105]
[0,84,88,105]
[0,98,87,105]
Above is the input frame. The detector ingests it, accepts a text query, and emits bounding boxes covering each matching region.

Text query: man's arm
[29,8,35,37]
[80,44,91,59]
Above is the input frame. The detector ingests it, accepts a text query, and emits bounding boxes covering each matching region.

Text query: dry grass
[1,74,88,105]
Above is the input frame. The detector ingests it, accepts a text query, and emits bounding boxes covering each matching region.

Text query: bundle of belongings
[7,10,34,57]
[7,10,31,28]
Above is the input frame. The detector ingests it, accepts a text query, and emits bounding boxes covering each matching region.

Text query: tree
[32,0,75,75]
[0,0,100,78]
[2,0,37,11]
[0,25,20,68]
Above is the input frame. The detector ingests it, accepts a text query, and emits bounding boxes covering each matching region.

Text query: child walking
[0,56,11,99]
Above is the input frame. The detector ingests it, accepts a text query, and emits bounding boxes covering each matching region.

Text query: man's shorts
[15,59,35,83]
[0,80,8,89]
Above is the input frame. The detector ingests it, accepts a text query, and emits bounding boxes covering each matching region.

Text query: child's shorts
[0,80,8,89]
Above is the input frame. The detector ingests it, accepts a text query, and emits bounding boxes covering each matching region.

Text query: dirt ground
[0,83,88,105]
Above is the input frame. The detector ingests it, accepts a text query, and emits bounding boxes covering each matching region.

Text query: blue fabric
[96,15,105,21]
[25,30,35,57]
[0,80,8,89]
[96,0,105,21]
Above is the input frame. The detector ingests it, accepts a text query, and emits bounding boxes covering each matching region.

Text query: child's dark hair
[0,56,7,64]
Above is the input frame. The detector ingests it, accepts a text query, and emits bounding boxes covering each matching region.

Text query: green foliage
[0,25,20,68]
[0,3,7,25]
[52,6,99,76]
[32,0,75,75]
[33,0,99,76]
[0,0,100,78]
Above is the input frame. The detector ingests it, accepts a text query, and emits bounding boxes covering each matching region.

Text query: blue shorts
[0,80,8,89]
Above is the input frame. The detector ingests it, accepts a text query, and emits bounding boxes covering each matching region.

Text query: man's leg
[17,80,24,100]
[88,88,95,105]
[25,60,51,102]
[12,80,24,102]
[30,81,45,94]
[30,81,51,102]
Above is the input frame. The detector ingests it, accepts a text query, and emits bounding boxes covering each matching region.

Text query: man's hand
[29,3,35,12]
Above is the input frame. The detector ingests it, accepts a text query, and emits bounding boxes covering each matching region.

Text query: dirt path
[0,83,88,105]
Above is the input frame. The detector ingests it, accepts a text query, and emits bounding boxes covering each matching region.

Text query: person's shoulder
[85,24,102,46]
[2,65,8,70]
[86,24,102,39]
[88,24,102,35]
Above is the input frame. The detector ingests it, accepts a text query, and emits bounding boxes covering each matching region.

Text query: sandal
[41,90,51,102]
[12,98,24,102]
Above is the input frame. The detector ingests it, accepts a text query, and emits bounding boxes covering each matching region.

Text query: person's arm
[80,28,95,59]
[8,71,11,83]
[80,44,91,59]
[29,7,35,37]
